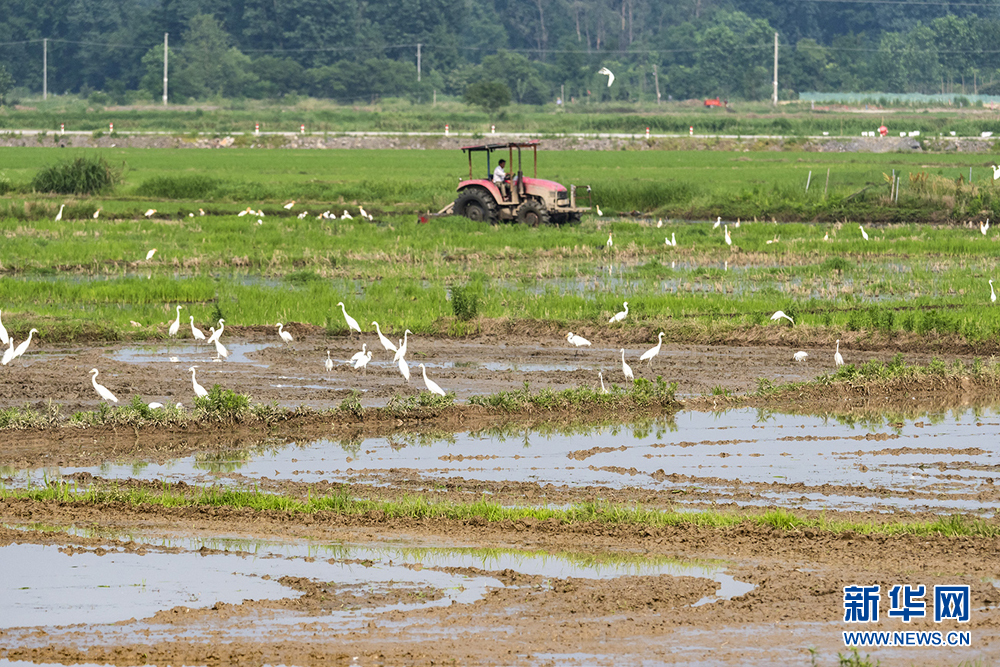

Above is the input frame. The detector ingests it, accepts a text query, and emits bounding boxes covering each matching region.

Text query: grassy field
[1,146,998,347]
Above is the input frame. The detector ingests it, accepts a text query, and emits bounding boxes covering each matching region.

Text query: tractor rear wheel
[454,189,497,223]
[516,199,550,227]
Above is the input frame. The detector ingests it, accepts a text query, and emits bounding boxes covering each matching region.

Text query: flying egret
[325,350,334,373]
[353,349,373,375]
[276,323,294,343]
[599,371,608,394]
[283,201,296,210]
[597,66,615,87]
[338,302,361,335]
[991,279,997,304]
[55,204,65,221]
[609,301,628,324]
[214,337,229,361]
[859,224,869,241]
[639,332,665,367]
[620,348,634,381]
[770,310,794,325]
[89,368,118,404]
[93,207,102,219]
[724,224,732,246]
[793,351,809,362]
[393,329,412,362]
[168,305,183,337]
[372,321,398,352]
[189,316,206,341]
[1,338,12,366]
[11,328,38,360]
[398,353,410,382]
[0,309,7,345]
[350,343,368,364]
[566,332,591,351]
[144,209,156,218]
[207,319,225,344]
[146,248,157,260]
[835,339,845,367]
[713,216,721,229]
[982,219,990,236]
[419,363,446,396]
[189,366,209,398]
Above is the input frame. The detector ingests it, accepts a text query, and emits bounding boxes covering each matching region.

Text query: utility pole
[416,43,421,82]
[162,33,169,106]
[43,38,47,100]
[772,32,778,106]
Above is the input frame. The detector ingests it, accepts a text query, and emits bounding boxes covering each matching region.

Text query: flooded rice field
[1,335,999,666]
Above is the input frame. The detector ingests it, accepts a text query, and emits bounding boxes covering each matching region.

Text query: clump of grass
[69,397,187,427]
[469,378,678,411]
[135,174,219,199]
[450,282,481,321]
[194,385,251,423]
[385,391,455,417]
[0,402,61,429]
[31,155,123,194]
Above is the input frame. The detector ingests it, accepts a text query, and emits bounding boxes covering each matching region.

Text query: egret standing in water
[276,323,294,344]
[835,340,845,367]
[325,351,334,373]
[566,332,591,354]
[793,351,809,362]
[419,364,446,396]
[354,349,373,375]
[89,368,118,404]
[168,305,183,338]
[190,316,206,341]
[207,319,224,345]
[393,330,412,362]
[372,321,397,353]
[189,366,209,398]
[11,328,37,361]
[620,348,634,381]
[639,332,665,367]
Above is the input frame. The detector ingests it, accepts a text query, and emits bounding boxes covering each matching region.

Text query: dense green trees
[2,0,1000,105]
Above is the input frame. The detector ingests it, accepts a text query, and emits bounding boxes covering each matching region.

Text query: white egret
[566,332,591,350]
[793,351,809,362]
[372,321,398,352]
[596,204,603,216]
[350,343,368,364]
[419,363,446,396]
[238,208,249,217]
[620,348,634,381]
[609,301,628,324]
[359,206,368,219]
[639,332,664,367]
[214,337,229,361]
[824,232,829,241]
[354,349,373,375]
[713,216,721,229]
[0,309,7,345]
[342,210,353,219]
[724,224,732,246]
[398,353,410,382]
[735,218,741,228]
[657,218,663,228]
[770,310,794,325]
[599,371,608,394]
[606,231,613,248]
[283,201,296,210]
[11,328,37,360]
[144,209,156,218]
[146,248,157,260]
[991,279,997,304]
[93,207,102,219]
[993,165,1000,180]
[859,224,869,241]
[1,338,14,365]
[835,339,845,367]
[199,208,205,216]
[338,302,361,335]
[393,330,412,362]
[597,66,615,87]
[189,366,209,398]
[168,305,183,337]
[671,232,676,247]
[207,319,225,344]
[298,211,308,219]
[55,204,65,221]
[982,219,990,236]
[325,350,334,373]
[148,402,165,409]
[89,368,118,404]
[276,322,294,343]
[189,316,205,341]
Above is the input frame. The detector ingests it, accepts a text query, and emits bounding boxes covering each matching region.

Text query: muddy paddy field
[1,331,999,667]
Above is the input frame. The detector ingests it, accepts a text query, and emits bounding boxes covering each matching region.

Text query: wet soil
[2,333,999,665]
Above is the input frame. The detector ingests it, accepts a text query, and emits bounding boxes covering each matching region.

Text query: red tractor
[433,141,591,225]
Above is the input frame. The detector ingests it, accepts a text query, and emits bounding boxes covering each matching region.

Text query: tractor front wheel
[454,189,498,223]
[516,200,550,227]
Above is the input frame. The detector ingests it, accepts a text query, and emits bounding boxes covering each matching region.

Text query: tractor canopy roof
[460,140,540,154]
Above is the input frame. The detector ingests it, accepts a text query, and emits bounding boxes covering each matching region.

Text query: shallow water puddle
[111,342,273,366]
[0,531,750,630]
[6,407,998,513]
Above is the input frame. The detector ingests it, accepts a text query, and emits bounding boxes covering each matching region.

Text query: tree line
[1,0,999,107]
